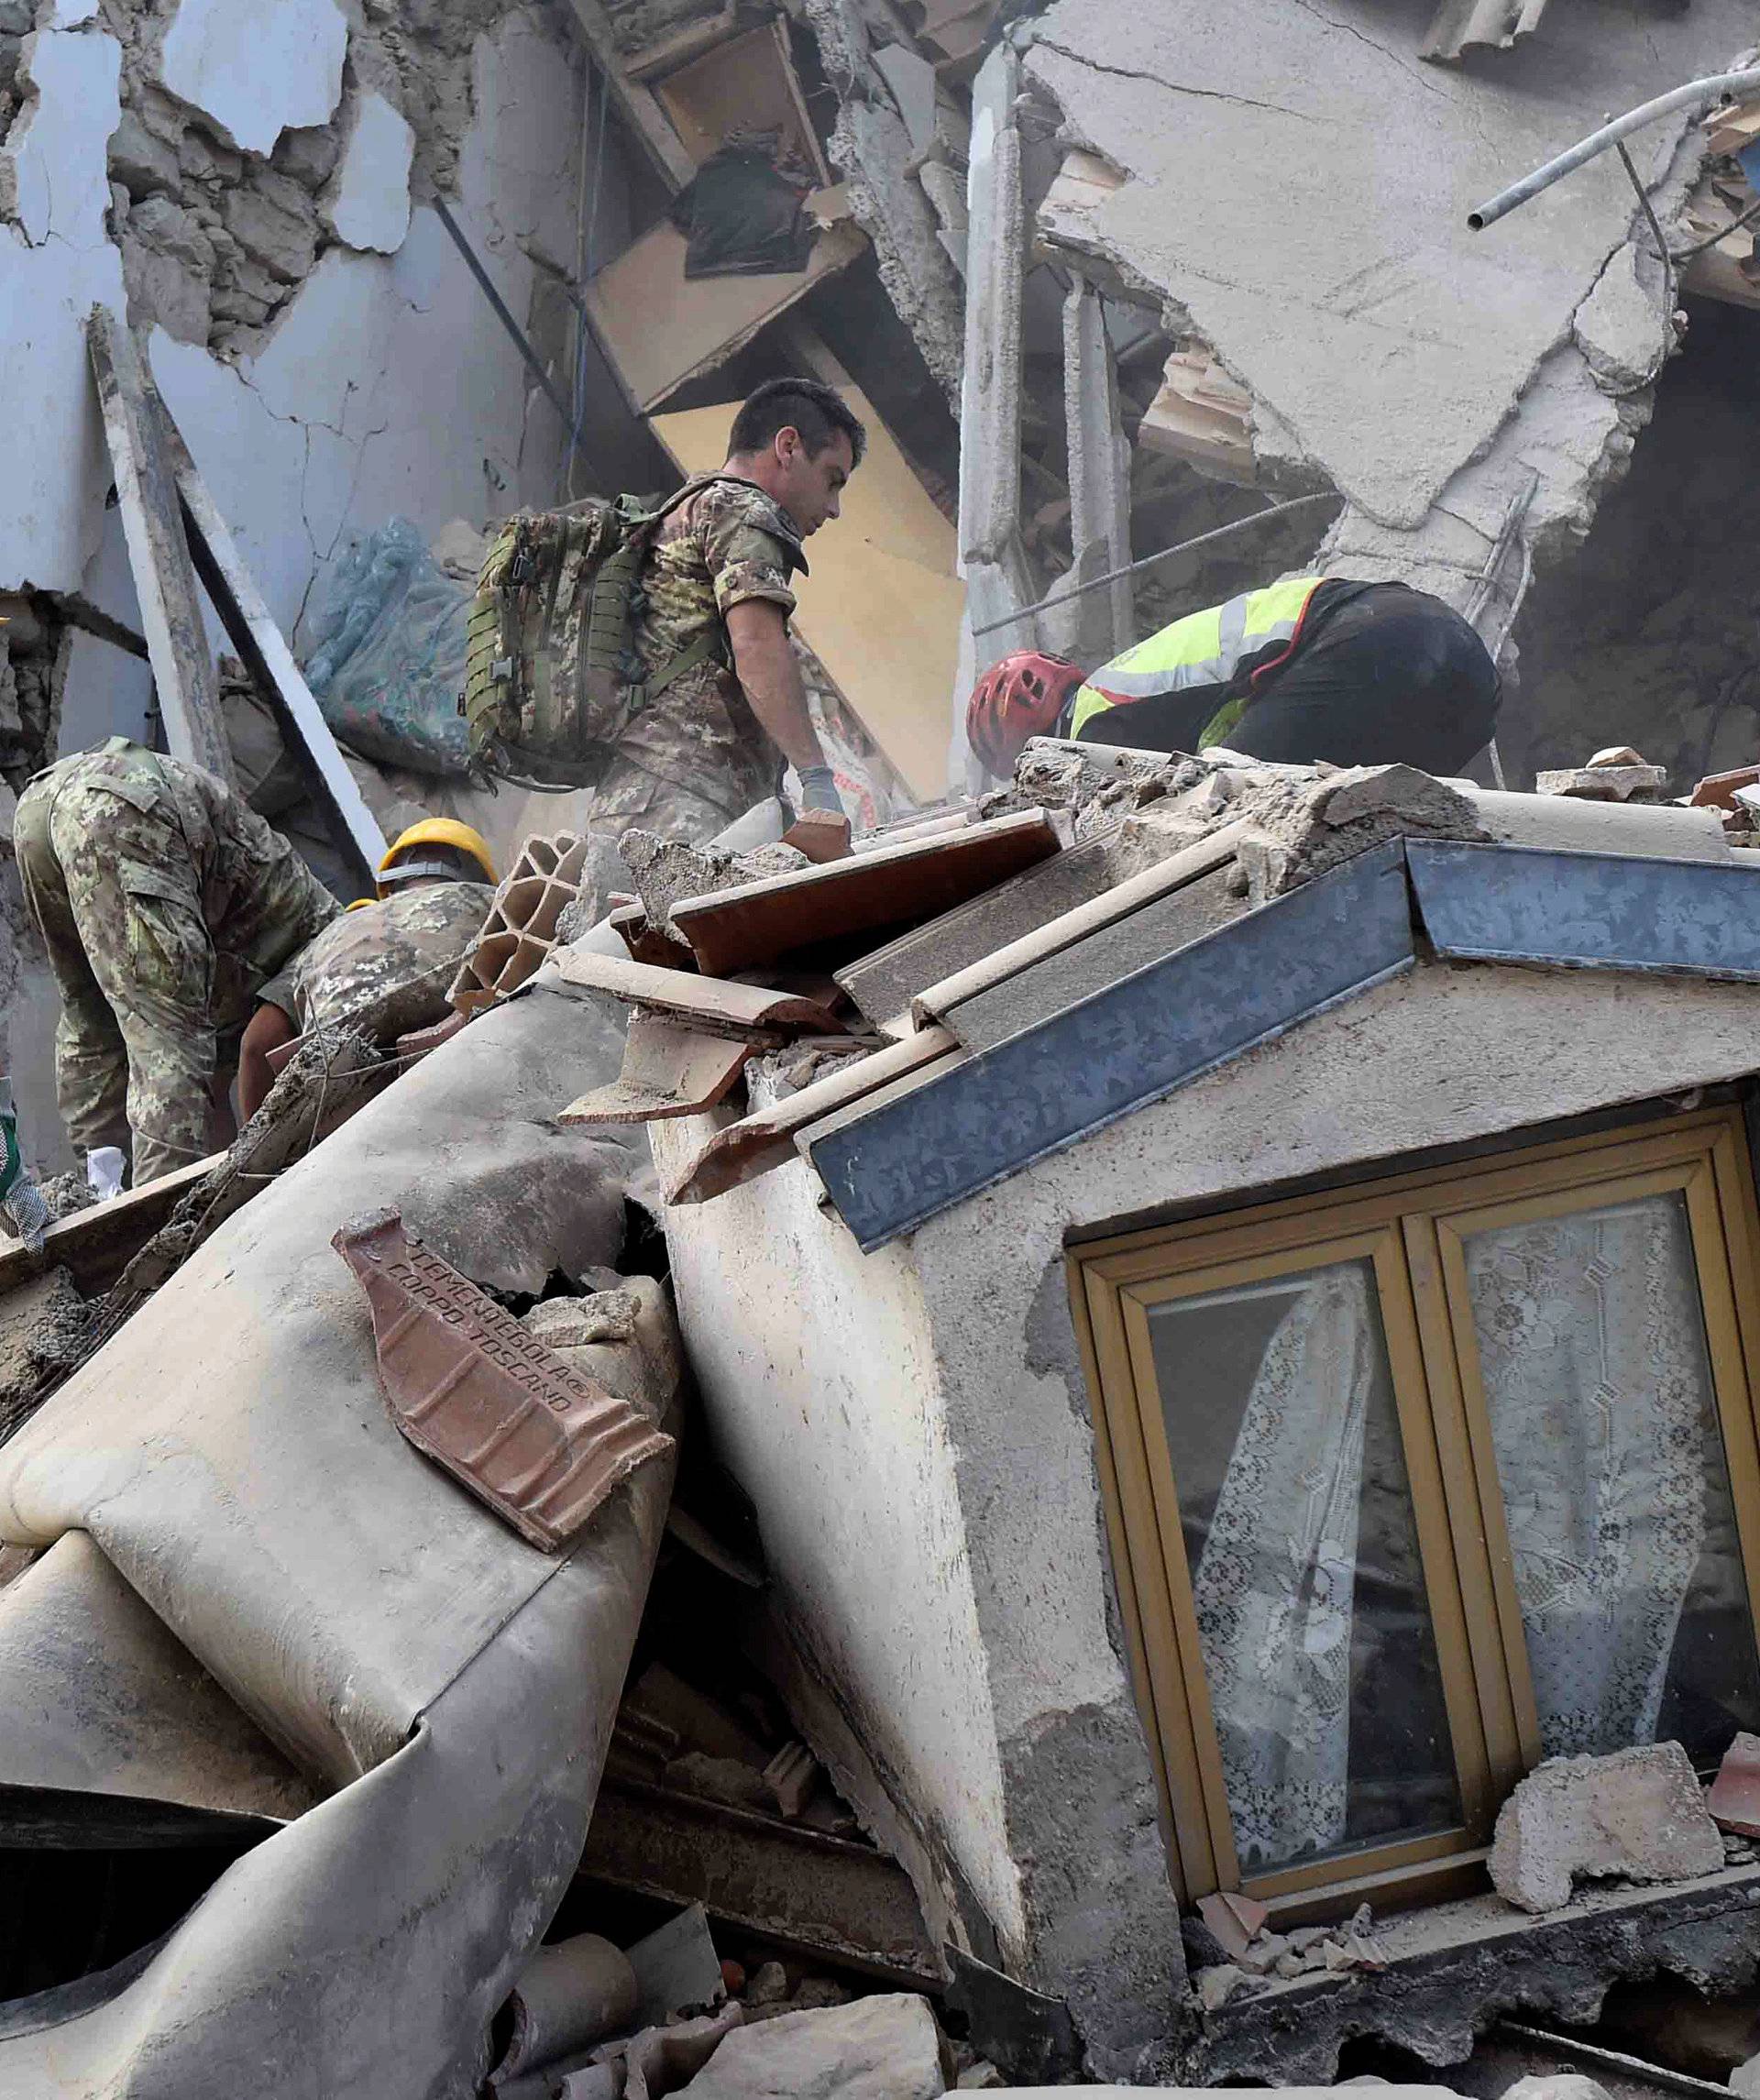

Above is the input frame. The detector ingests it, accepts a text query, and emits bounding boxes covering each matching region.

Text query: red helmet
[965,651,1086,776]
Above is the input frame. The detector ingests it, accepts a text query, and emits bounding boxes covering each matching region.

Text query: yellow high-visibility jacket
[1067,576,1326,749]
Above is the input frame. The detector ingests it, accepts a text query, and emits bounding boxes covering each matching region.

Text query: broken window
[1072,1107,1760,1914]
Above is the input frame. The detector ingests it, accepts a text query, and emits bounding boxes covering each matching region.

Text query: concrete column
[1043,269,1133,666]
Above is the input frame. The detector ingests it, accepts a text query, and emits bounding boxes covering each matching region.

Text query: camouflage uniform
[256,880,493,1047]
[581,476,803,913]
[14,739,339,1185]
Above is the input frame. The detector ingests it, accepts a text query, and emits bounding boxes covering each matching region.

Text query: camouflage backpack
[461,476,748,789]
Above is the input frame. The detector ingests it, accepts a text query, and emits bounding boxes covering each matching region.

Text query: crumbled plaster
[1023,0,1758,622]
[321,90,412,254]
[802,0,967,404]
[158,0,346,157]
[0,17,126,596]
[0,26,120,244]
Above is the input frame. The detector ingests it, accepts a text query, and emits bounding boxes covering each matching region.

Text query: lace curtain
[1185,1193,1712,1867]
[1465,1194,1710,1758]
[1190,1265,1376,1867]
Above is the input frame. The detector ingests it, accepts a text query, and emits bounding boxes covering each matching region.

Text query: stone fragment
[222,171,319,281]
[1708,1732,1760,1838]
[1315,762,1479,832]
[272,122,341,188]
[664,1752,772,1812]
[119,194,215,344]
[955,2062,1005,2089]
[1194,1963,1248,2011]
[108,105,182,195]
[1534,763,1667,803]
[1500,2075,1615,2100]
[178,126,242,185]
[1215,1888,1269,1939]
[1489,1743,1725,1915]
[745,1962,788,2007]
[1232,1930,1290,1976]
[1733,2050,1760,2100]
[671,1992,950,2099]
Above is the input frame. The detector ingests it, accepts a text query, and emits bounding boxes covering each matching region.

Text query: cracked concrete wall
[0,0,629,722]
[1025,0,1758,624]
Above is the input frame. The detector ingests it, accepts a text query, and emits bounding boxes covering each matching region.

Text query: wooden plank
[547,948,846,1039]
[669,1028,959,1205]
[148,390,387,895]
[668,809,1060,978]
[652,387,962,802]
[556,0,696,191]
[585,218,866,414]
[910,820,1250,1028]
[652,19,830,186]
[559,1017,753,1125]
[85,307,233,786]
[0,1153,222,1303]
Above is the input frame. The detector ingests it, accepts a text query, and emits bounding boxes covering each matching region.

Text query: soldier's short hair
[729,378,866,467]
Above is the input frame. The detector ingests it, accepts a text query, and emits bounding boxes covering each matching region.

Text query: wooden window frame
[1070,1106,1760,1916]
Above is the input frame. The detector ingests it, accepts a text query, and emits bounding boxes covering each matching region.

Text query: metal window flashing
[1408,838,1760,981]
[803,840,1416,1251]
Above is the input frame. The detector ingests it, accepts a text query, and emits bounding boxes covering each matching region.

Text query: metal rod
[1468,65,1760,230]
[1495,2020,1738,2100]
[970,493,1336,640]
[432,194,605,483]
[1671,189,1760,263]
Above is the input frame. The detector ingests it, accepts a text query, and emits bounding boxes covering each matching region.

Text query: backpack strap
[630,473,801,704]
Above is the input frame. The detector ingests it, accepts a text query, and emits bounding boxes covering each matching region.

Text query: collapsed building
[9,0,1760,2094]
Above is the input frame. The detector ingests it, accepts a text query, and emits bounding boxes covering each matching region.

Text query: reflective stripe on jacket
[1066,576,1327,746]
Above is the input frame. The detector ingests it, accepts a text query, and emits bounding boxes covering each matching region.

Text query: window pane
[1147,1258,1462,1876]
[1463,1192,1760,1765]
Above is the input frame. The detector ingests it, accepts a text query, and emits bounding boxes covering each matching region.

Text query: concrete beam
[1044,269,1132,665]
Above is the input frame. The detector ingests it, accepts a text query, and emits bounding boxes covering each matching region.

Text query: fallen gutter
[1468,65,1760,228]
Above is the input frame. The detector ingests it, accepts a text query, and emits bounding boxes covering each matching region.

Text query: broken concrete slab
[1489,1743,1726,1915]
[672,1991,951,2098]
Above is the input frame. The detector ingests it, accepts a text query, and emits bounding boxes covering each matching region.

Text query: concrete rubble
[12,0,1760,2095]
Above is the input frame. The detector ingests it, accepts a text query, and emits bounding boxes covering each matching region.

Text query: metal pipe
[970,493,1336,640]
[1468,65,1760,229]
[432,194,606,483]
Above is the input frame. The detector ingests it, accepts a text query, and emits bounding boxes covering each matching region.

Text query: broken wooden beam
[85,307,233,786]
[147,389,387,896]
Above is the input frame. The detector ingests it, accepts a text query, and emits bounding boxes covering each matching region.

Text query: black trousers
[1078,583,1501,775]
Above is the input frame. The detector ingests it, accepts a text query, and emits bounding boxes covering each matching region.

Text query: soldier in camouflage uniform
[238,819,497,1121]
[14,737,340,1188]
[581,376,867,915]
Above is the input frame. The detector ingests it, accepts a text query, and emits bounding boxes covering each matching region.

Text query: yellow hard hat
[378,817,498,888]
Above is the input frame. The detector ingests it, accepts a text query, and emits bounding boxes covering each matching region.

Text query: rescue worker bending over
[966,575,1500,778]
[237,819,497,1121]
[15,737,341,1191]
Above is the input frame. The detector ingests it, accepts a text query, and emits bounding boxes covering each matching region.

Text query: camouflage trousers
[578,753,776,925]
[17,777,257,1184]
